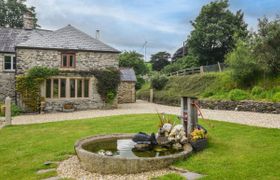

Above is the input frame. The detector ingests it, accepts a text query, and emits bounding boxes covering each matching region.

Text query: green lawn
[0,114,280,180]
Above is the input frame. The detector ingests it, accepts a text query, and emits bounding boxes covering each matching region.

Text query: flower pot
[190,138,207,151]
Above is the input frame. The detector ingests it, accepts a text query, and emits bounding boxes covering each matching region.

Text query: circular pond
[75,134,193,174]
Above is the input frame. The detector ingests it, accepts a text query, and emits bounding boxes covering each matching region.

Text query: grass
[137,72,280,104]
[0,114,280,179]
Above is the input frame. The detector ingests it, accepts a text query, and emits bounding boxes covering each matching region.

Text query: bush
[151,74,168,90]
[228,89,249,101]
[135,76,145,90]
[93,68,121,103]
[226,40,261,87]
[272,92,280,102]
[11,104,22,116]
[251,86,264,96]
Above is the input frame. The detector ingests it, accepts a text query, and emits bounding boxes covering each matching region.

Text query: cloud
[26,0,280,59]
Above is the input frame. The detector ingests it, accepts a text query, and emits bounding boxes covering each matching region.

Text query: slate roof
[17,25,120,53]
[120,68,137,82]
[0,27,52,53]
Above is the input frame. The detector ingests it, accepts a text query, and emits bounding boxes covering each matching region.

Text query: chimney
[23,10,34,30]
[95,30,100,40]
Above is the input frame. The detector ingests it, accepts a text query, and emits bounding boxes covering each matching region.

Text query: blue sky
[26,0,280,60]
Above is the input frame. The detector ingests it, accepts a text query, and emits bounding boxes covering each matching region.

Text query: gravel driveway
[12,100,280,128]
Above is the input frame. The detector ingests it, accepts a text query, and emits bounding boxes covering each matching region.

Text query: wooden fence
[167,62,225,77]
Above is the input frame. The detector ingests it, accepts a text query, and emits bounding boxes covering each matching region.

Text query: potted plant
[190,128,207,151]
[63,103,75,112]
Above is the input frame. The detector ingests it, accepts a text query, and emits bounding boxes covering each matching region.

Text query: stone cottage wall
[16,48,119,112]
[118,81,136,103]
[0,53,16,102]
[16,48,119,73]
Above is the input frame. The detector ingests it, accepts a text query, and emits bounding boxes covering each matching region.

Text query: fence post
[5,97,11,125]
[150,89,153,103]
[200,66,204,74]
[217,62,222,72]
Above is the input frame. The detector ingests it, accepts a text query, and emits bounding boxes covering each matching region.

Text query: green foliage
[151,74,168,90]
[0,0,39,28]
[254,17,280,74]
[226,40,261,87]
[162,54,199,74]
[228,89,249,101]
[187,0,248,65]
[16,67,59,112]
[118,51,148,75]
[272,92,280,102]
[135,76,145,90]
[93,68,121,103]
[11,103,22,116]
[150,51,171,71]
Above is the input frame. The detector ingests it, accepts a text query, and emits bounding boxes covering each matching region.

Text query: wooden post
[217,62,222,72]
[150,89,153,103]
[187,97,198,138]
[200,66,204,74]
[5,97,11,125]
[181,96,198,138]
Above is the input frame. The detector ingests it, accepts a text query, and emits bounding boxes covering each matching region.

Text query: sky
[26,0,280,60]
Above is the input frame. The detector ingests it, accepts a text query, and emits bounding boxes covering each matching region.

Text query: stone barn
[118,68,136,103]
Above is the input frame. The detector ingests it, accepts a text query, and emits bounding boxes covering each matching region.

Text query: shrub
[226,40,261,87]
[11,104,22,116]
[93,68,121,103]
[272,92,280,102]
[228,89,249,101]
[151,74,168,90]
[16,67,59,112]
[251,86,264,96]
[135,76,145,90]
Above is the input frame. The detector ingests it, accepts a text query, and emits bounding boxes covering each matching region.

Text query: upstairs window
[4,55,16,71]
[61,53,76,68]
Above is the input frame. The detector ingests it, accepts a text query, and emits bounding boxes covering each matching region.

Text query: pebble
[57,156,178,180]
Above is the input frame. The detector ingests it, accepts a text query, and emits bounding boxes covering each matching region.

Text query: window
[60,79,66,98]
[45,78,90,99]
[61,53,76,68]
[4,55,16,71]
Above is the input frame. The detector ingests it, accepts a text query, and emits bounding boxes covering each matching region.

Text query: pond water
[82,138,183,158]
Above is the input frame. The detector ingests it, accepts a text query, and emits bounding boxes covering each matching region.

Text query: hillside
[137,72,280,106]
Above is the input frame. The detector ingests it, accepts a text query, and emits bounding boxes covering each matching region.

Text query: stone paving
[12,100,280,128]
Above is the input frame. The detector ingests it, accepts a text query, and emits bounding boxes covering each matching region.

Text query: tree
[187,0,248,65]
[254,17,280,74]
[0,0,39,28]
[150,51,171,71]
[118,51,148,90]
[225,40,261,87]
[118,51,148,76]
[162,54,199,74]
[171,46,188,62]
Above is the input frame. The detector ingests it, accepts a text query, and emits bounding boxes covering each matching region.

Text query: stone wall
[16,48,119,112]
[0,53,16,102]
[199,100,280,114]
[118,81,136,103]
[43,75,104,112]
[16,48,119,73]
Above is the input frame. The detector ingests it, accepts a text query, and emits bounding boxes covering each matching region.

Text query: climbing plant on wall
[91,68,121,104]
[16,67,59,112]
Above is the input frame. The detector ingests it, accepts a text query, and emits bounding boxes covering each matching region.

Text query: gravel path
[12,100,280,128]
[57,156,177,180]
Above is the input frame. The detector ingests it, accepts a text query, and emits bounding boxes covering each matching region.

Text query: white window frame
[3,54,16,71]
